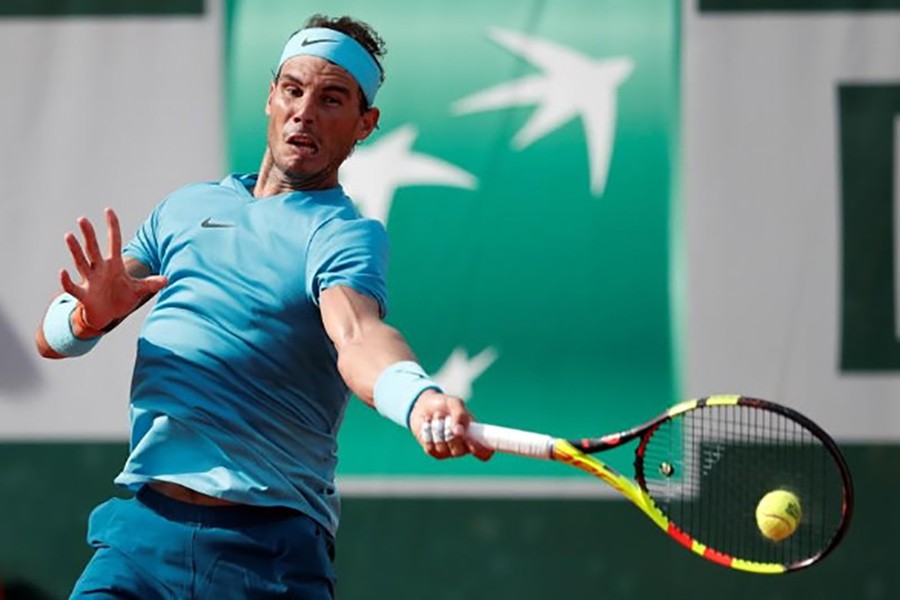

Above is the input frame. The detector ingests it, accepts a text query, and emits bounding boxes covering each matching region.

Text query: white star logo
[433,346,498,402]
[340,125,477,224]
[453,28,634,197]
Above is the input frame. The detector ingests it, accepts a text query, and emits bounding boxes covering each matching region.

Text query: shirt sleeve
[122,199,166,274]
[306,217,390,317]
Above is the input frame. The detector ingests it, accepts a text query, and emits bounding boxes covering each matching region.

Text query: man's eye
[324,96,341,106]
[284,86,301,97]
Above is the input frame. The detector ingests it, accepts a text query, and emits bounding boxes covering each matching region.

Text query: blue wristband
[42,294,102,357]
[373,361,442,428]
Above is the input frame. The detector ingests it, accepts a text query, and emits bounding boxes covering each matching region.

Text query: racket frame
[469,394,854,574]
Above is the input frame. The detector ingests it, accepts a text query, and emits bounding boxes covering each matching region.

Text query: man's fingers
[434,415,455,458]
[442,401,475,457]
[431,443,450,458]
[419,419,434,445]
[443,416,469,457]
[468,439,495,462]
[106,208,122,259]
[411,394,492,461]
[418,419,438,457]
[65,233,91,279]
[60,270,85,300]
[419,416,453,459]
[473,447,495,462]
[447,434,469,457]
[78,217,103,265]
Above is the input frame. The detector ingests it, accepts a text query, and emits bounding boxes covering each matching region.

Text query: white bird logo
[433,347,498,402]
[453,28,634,197]
[340,125,477,224]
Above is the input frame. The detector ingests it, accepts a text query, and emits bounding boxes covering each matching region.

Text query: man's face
[265,56,379,188]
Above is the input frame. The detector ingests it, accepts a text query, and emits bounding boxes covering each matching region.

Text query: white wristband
[42,293,102,357]
[373,361,442,428]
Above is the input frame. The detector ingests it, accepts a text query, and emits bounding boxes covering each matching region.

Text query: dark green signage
[839,85,900,371]
[700,0,900,11]
[0,0,203,16]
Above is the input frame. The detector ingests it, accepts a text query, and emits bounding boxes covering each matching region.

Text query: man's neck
[253,151,338,197]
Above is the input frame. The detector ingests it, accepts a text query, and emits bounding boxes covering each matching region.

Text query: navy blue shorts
[70,486,336,599]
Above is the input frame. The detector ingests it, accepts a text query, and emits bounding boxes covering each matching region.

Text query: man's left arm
[320,285,492,461]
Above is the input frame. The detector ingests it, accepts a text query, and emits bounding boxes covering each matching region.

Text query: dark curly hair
[302,14,386,80]
[279,14,387,111]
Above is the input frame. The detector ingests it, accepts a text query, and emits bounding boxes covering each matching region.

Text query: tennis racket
[467,395,853,574]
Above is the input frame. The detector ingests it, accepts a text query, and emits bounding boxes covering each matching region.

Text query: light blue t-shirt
[115,173,389,535]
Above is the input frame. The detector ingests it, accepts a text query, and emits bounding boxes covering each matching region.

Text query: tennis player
[36,14,491,598]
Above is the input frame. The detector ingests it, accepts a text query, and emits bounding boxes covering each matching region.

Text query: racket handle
[467,422,555,459]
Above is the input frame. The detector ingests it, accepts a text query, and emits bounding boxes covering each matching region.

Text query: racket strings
[639,404,845,567]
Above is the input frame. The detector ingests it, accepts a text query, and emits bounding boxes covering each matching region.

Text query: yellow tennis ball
[756,490,802,541]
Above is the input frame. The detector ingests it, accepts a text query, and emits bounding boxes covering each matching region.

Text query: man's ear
[356,107,380,142]
[265,80,276,117]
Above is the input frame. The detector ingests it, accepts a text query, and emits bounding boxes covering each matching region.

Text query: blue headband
[279,27,382,105]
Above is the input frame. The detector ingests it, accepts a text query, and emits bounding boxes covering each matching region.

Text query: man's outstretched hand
[60,208,167,330]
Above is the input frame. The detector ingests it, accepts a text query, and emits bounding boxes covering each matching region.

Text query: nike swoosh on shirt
[301,38,339,47]
[201,218,235,229]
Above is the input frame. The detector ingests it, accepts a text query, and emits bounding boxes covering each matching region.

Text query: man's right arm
[35,208,167,359]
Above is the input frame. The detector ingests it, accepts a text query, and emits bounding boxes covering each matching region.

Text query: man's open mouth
[286,133,318,154]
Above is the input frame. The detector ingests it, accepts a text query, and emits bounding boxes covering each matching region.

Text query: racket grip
[467,423,554,459]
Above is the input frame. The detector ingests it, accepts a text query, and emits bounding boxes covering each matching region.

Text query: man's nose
[291,96,317,123]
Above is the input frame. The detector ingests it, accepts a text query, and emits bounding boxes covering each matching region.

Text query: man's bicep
[320,285,383,350]
[320,285,415,405]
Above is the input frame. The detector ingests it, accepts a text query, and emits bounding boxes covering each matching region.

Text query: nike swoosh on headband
[301,38,338,47]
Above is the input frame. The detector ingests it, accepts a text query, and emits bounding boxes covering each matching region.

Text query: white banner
[0,4,223,438]
[683,1,900,440]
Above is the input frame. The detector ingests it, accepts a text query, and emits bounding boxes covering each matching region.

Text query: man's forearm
[320,285,443,428]
[335,321,417,405]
